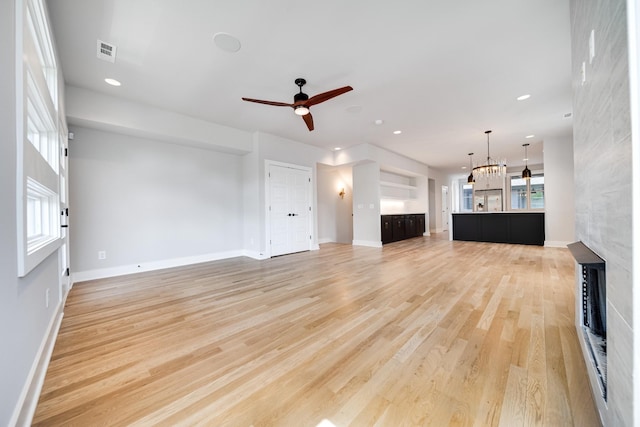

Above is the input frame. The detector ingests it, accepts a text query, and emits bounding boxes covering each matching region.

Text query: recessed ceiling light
[517,94,531,101]
[374,119,384,125]
[462,166,467,170]
[564,112,573,118]
[525,134,535,139]
[393,130,402,135]
[334,147,341,151]
[213,32,241,53]
[104,78,121,86]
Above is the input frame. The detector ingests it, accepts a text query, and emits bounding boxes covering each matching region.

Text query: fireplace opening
[583,266,606,338]
[568,242,606,401]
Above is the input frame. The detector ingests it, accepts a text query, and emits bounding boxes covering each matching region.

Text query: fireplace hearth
[568,241,606,400]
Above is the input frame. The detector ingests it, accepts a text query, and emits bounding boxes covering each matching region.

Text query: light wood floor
[33,234,600,426]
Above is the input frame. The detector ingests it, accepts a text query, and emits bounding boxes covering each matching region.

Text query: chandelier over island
[473,130,507,179]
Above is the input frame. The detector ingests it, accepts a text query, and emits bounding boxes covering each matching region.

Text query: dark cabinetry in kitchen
[452,212,545,246]
[381,214,426,244]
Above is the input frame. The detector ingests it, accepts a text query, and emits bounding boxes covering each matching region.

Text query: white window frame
[16,0,62,276]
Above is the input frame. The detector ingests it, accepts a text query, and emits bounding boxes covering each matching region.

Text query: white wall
[69,127,244,280]
[317,166,353,244]
[543,133,575,247]
[352,162,381,247]
[427,168,449,233]
[335,143,430,177]
[1,1,67,424]
[406,176,429,219]
[65,86,253,155]
[428,178,436,231]
[242,137,262,258]
[63,92,339,265]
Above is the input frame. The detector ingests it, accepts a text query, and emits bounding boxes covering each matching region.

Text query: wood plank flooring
[33,234,600,426]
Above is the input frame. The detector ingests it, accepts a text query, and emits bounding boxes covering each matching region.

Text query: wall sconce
[338,188,346,199]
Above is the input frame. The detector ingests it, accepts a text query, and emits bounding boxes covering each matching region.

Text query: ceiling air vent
[96,40,117,63]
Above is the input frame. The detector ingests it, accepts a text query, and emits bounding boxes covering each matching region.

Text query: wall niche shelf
[380,171,417,201]
[379,181,417,190]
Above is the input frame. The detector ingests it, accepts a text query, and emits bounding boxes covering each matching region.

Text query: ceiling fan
[242,78,353,131]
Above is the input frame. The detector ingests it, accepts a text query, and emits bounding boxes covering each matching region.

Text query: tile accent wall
[569,0,634,425]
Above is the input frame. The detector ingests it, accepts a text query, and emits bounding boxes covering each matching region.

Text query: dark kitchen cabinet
[381,214,426,244]
[381,216,393,244]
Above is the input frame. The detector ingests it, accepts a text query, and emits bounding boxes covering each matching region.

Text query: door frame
[441,185,449,232]
[264,160,314,258]
[58,125,71,299]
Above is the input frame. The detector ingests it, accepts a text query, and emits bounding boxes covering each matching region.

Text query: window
[510,173,544,210]
[510,177,528,209]
[530,174,545,209]
[17,0,63,276]
[26,177,59,253]
[26,0,57,108]
[27,71,58,173]
[462,184,473,212]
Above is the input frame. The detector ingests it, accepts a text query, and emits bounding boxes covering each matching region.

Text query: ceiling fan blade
[306,86,353,107]
[302,112,314,131]
[241,97,293,107]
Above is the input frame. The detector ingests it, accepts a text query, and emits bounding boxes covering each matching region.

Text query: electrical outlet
[98,250,106,260]
[45,288,50,308]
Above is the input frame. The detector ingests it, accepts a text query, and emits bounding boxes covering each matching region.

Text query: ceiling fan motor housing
[294,92,309,103]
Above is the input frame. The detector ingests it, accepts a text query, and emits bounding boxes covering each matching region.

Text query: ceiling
[47,0,573,174]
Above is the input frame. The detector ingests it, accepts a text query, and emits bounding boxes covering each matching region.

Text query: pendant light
[472,130,507,178]
[467,153,475,184]
[522,143,531,179]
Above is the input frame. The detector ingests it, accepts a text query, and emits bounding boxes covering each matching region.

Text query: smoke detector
[96,40,117,63]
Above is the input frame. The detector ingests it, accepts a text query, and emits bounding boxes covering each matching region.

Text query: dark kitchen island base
[452,212,545,246]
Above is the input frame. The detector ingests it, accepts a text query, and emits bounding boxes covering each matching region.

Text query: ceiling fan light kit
[242,78,353,131]
[294,106,310,116]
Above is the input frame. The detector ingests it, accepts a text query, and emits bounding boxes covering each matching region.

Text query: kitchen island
[452,212,545,246]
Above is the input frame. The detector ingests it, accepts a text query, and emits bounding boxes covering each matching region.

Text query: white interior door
[269,164,311,257]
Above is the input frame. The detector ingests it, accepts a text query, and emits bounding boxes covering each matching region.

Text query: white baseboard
[242,250,269,260]
[352,240,383,248]
[318,238,334,244]
[544,240,571,248]
[72,250,245,283]
[11,300,65,427]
